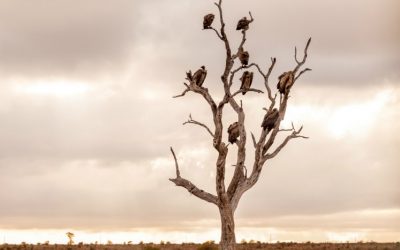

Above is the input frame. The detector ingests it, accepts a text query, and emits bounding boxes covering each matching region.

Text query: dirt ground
[1,242,399,250]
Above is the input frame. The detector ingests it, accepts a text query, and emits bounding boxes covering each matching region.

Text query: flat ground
[1,243,399,250]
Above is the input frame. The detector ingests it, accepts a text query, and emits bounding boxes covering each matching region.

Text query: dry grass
[1,242,399,250]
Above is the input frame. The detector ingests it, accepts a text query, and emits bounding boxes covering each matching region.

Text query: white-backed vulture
[228,122,240,144]
[192,66,207,87]
[203,14,215,29]
[236,17,250,30]
[277,71,294,95]
[238,47,249,66]
[261,108,279,131]
[239,71,254,95]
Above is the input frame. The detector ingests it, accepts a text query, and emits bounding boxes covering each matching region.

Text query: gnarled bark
[169,1,311,249]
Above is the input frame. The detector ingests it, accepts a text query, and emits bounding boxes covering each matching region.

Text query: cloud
[0,0,140,79]
[0,0,399,242]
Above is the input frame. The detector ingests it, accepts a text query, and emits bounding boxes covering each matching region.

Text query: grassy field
[1,242,400,250]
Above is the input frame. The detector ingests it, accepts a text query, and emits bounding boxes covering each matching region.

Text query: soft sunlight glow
[326,232,365,243]
[13,80,90,97]
[284,88,397,139]
[1,208,400,243]
[141,89,158,100]
[327,89,395,138]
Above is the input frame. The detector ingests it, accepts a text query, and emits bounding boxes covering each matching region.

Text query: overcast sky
[0,0,399,244]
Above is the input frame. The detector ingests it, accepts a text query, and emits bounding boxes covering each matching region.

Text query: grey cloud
[0,0,140,79]
[0,0,398,85]
[0,0,399,237]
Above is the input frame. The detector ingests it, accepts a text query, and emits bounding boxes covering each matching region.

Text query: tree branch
[264,124,308,160]
[232,88,263,97]
[173,83,190,98]
[170,147,180,177]
[174,82,218,115]
[169,147,219,205]
[210,27,223,40]
[294,37,312,73]
[183,114,214,138]
[215,0,232,66]
[295,68,312,81]
[264,57,277,104]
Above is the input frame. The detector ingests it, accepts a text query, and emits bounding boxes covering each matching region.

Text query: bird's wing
[228,123,234,132]
[192,69,201,81]
[240,74,246,89]
[246,73,254,88]
[261,114,268,127]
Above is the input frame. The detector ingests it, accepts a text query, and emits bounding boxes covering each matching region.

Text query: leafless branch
[294,37,312,73]
[174,82,218,115]
[209,27,223,40]
[264,57,277,103]
[170,147,180,178]
[278,128,294,132]
[169,147,219,205]
[231,88,263,98]
[264,124,308,160]
[215,0,231,62]
[183,114,214,137]
[294,46,300,64]
[295,68,312,81]
[173,83,190,98]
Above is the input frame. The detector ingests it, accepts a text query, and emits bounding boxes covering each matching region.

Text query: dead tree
[170,1,311,249]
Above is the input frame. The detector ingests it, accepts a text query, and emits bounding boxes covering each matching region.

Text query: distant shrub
[197,241,218,250]
[143,246,160,250]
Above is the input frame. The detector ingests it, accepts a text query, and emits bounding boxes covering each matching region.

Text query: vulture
[186,70,193,81]
[238,47,249,66]
[239,71,254,95]
[192,66,207,87]
[277,71,295,95]
[236,17,250,30]
[261,108,279,131]
[203,14,215,29]
[228,122,240,144]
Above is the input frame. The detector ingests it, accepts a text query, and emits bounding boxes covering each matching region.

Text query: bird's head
[201,65,205,70]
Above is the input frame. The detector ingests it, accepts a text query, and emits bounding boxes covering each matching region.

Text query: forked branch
[169,147,219,205]
[294,37,312,73]
[264,123,308,160]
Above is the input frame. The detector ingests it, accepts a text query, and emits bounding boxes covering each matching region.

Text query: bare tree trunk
[219,204,236,250]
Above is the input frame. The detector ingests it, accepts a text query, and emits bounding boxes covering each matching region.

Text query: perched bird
[238,47,249,66]
[203,14,215,29]
[228,122,240,144]
[236,17,250,30]
[239,71,254,95]
[261,108,279,131]
[277,71,294,95]
[192,66,207,87]
[186,70,193,81]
